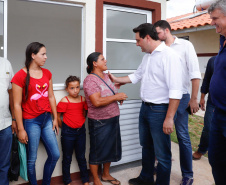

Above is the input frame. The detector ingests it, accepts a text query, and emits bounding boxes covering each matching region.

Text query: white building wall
[9,0,95,184]
[148,0,167,19]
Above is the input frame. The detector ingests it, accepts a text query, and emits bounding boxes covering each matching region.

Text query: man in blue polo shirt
[208,0,226,184]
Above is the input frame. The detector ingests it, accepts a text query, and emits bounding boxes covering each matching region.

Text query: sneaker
[128,176,154,185]
[180,177,194,185]
[192,151,203,160]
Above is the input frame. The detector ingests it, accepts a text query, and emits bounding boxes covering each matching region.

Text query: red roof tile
[166,11,212,31]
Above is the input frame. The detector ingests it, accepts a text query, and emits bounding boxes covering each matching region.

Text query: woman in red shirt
[12,42,60,185]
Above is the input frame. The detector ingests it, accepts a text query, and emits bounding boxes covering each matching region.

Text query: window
[179,36,189,40]
[8,0,83,89]
[0,0,7,57]
[103,5,151,73]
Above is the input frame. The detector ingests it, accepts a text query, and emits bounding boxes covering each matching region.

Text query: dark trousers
[208,108,226,185]
[198,100,215,154]
[61,123,89,184]
[0,126,12,185]
[139,102,171,185]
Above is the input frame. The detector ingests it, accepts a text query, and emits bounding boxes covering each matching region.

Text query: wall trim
[197,53,218,57]
[18,171,92,185]
[95,0,161,53]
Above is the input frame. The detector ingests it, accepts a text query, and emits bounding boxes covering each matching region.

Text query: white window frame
[1,0,7,58]
[7,0,85,90]
[103,5,152,74]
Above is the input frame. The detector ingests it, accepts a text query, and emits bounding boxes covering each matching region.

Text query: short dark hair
[133,23,159,41]
[154,20,172,32]
[65,76,80,88]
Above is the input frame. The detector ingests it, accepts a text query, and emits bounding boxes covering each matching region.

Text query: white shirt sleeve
[164,52,183,100]
[128,55,147,84]
[186,41,201,80]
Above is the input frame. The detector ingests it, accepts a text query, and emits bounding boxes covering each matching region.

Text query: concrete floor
[58,110,213,185]
[86,142,214,185]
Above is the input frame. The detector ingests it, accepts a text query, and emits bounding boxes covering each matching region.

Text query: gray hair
[208,0,226,16]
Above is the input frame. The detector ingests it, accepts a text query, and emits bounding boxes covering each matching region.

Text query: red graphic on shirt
[30,83,48,101]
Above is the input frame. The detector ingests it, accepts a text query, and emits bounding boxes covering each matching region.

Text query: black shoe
[128,176,154,185]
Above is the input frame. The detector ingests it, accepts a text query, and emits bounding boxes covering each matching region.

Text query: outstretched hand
[109,71,125,89]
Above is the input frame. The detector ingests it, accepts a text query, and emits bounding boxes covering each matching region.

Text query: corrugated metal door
[112,100,142,166]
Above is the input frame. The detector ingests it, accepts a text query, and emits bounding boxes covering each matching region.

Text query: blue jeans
[198,100,215,154]
[23,112,60,185]
[139,102,171,185]
[208,108,226,185]
[61,123,89,184]
[174,94,193,178]
[0,126,12,185]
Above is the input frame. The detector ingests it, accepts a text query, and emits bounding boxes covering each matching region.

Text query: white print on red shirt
[30,83,48,101]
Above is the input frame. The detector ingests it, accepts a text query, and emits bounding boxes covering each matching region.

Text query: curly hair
[65,75,80,88]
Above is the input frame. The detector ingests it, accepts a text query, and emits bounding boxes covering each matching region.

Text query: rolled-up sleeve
[128,73,139,84]
[186,41,202,80]
[169,90,183,99]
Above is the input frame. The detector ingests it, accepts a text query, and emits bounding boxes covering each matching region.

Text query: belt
[142,101,168,106]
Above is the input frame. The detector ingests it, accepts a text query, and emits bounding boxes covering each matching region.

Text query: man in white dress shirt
[109,23,183,185]
[0,57,17,185]
[154,20,201,185]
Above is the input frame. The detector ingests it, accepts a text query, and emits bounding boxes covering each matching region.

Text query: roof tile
[166,12,212,31]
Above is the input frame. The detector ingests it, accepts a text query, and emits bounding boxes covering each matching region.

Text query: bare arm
[163,99,180,135]
[12,83,28,144]
[199,93,206,111]
[48,78,58,135]
[83,97,88,117]
[188,79,200,114]
[89,92,128,108]
[108,71,132,84]
[57,112,62,128]
[8,89,18,134]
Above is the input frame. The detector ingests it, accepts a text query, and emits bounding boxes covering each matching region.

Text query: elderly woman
[83,52,127,185]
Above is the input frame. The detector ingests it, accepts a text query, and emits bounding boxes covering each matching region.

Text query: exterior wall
[148,0,166,19]
[9,0,166,184]
[175,29,220,54]
[174,29,219,74]
[173,28,220,101]
[9,0,95,184]
[49,0,96,181]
